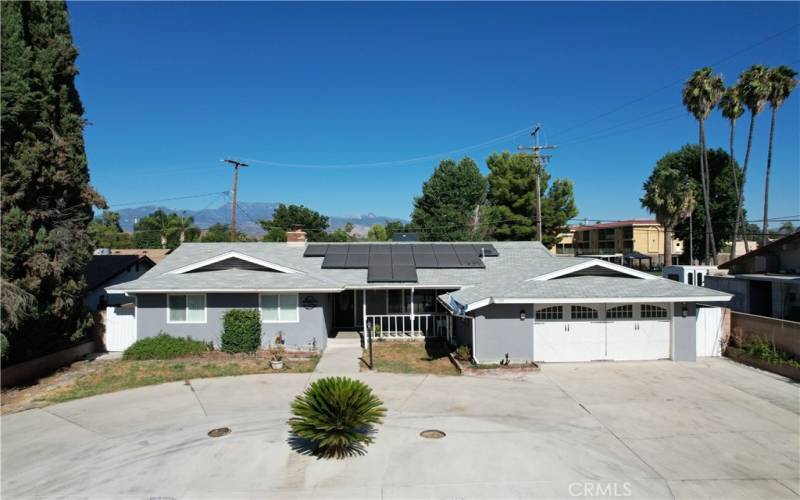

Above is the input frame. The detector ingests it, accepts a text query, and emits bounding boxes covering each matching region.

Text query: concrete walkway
[314,337,363,375]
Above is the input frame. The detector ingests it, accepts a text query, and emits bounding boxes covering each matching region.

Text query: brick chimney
[286,229,307,246]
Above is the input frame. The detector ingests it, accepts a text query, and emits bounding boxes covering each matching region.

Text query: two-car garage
[533,303,672,362]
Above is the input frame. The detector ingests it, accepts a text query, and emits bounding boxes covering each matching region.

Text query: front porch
[332,288,453,343]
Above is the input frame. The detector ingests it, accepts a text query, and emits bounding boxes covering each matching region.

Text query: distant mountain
[116,202,405,237]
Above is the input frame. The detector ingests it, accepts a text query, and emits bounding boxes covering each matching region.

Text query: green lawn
[366,340,459,376]
[46,354,319,403]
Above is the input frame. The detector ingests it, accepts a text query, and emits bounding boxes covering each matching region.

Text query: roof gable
[528,259,657,281]
[168,251,302,275]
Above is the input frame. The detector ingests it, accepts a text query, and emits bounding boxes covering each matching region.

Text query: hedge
[123,333,211,360]
[221,309,262,353]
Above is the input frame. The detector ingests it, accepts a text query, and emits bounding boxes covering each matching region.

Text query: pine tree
[1,1,105,362]
[410,157,487,241]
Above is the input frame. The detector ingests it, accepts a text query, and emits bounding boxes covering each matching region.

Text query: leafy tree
[325,222,354,242]
[485,152,577,247]
[682,67,724,264]
[719,84,746,259]
[761,66,798,244]
[661,146,743,264]
[410,157,487,241]
[200,223,248,242]
[367,224,388,241]
[736,65,771,254]
[132,210,199,249]
[383,220,408,240]
[260,204,329,242]
[88,211,132,248]
[641,164,697,266]
[1,1,105,362]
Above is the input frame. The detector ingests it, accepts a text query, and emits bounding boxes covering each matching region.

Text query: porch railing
[365,313,448,339]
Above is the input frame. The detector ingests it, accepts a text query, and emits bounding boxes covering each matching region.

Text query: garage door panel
[606,319,639,361]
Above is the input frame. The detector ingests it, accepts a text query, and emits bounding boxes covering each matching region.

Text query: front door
[334,291,356,329]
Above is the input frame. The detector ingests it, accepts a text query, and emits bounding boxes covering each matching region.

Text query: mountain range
[116,202,405,236]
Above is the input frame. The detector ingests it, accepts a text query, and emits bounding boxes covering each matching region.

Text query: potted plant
[270,333,286,369]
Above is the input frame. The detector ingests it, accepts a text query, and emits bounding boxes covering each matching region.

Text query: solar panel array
[303,243,499,283]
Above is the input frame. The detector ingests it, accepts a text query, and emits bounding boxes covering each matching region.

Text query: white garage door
[534,303,671,362]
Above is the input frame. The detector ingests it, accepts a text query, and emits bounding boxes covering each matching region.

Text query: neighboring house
[85,254,156,310]
[550,230,574,255]
[571,219,683,266]
[105,248,173,264]
[107,230,730,362]
[706,231,800,321]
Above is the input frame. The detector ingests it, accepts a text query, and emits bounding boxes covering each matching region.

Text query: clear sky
[70,1,799,224]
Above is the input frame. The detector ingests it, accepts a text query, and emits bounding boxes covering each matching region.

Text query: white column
[410,288,415,335]
[353,289,357,328]
[362,289,367,345]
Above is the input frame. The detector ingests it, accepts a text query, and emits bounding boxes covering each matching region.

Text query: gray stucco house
[107,233,731,362]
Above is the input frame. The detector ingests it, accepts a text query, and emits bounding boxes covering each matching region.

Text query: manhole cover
[419,429,446,439]
[207,427,231,438]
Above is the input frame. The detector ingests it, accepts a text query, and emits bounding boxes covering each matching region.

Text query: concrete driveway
[2,358,798,499]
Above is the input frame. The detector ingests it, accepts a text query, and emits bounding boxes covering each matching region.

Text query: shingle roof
[85,255,153,290]
[107,241,731,306]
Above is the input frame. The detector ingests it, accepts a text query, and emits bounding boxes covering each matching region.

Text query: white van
[662,265,717,287]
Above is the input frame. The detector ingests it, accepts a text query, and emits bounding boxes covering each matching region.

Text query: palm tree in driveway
[719,84,746,259]
[641,166,697,267]
[736,65,771,250]
[682,67,724,264]
[761,65,798,245]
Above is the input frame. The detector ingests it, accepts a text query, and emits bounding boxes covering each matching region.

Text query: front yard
[1,352,319,413]
[364,339,459,375]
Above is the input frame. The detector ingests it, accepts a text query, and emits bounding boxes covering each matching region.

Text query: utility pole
[518,124,557,242]
[222,159,248,241]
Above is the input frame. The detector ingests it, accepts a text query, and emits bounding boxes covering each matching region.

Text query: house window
[571,305,599,320]
[260,294,299,322]
[687,273,693,285]
[607,304,633,319]
[168,294,206,323]
[641,304,668,319]
[696,273,704,287]
[535,306,563,320]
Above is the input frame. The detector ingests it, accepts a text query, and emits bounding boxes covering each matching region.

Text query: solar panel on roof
[348,245,370,254]
[392,265,418,282]
[367,265,393,282]
[303,244,328,257]
[436,252,461,268]
[456,253,485,268]
[391,245,412,254]
[370,245,391,254]
[321,253,348,268]
[326,245,348,254]
[413,253,438,268]
[369,253,391,265]
[344,252,369,268]
[412,244,434,254]
[392,253,414,266]
[472,244,498,257]
[432,244,455,254]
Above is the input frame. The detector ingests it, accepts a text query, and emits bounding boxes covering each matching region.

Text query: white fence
[366,313,448,339]
[696,306,724,357]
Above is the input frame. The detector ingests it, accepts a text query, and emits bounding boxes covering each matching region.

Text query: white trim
[528,259,657,281]
[168,251,302,275]
[166,293,207,324]
[258,293,300,323]
[112,288,342,294]
[465,295,730,312]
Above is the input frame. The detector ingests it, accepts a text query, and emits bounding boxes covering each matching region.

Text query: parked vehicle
[662,265,717,287]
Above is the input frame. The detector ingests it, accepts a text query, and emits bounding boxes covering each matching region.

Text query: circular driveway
[2,359,798,499]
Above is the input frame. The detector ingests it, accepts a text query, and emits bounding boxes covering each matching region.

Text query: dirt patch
[364,339,459,376]
[448,352,539,377]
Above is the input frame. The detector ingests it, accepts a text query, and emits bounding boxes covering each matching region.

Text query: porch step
[332,330,362,340]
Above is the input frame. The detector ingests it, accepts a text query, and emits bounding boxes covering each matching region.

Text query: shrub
[743,337,800,368]
[289,376,386,459]
[221,309,262,353]
[455,345,471,362]
[123,332,210,360]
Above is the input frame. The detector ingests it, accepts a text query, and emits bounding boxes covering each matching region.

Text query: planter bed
[448,353,539,376]
[725,346,800,382]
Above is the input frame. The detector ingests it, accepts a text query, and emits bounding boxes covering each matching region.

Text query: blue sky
[70,2,799,225]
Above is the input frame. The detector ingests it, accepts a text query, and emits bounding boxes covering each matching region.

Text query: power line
[106,191,230,208]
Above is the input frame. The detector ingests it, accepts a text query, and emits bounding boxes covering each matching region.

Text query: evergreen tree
[88,211,133,248]
[260,204,329,242]
[200,223,248,242]
[410,157,487,241]
[485,152,577,247]
[1,1,105,362]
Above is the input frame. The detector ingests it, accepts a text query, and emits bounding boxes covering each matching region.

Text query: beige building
[567,219,682,266]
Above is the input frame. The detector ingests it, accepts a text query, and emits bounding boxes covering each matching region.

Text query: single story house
[706,231,800,321]
[85,254,156,310]
[107,231,731,362]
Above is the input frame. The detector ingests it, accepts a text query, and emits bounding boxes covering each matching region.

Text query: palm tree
[169,213,199,244]
[762,65,798,245]
[682,67,724,264]
[641,166,697,267]
[719,84,745,259]
[736,65,771,250]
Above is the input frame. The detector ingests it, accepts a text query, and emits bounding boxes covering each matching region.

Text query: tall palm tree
[719,84,745,259]
[641,167,697,267]
[737,65,771,248]
[761,65,798,245]
[682,67,724,264]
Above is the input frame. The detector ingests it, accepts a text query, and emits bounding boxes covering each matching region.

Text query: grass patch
[123,333,211,360]
[46,354,320,403]
[366,339,459,376]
